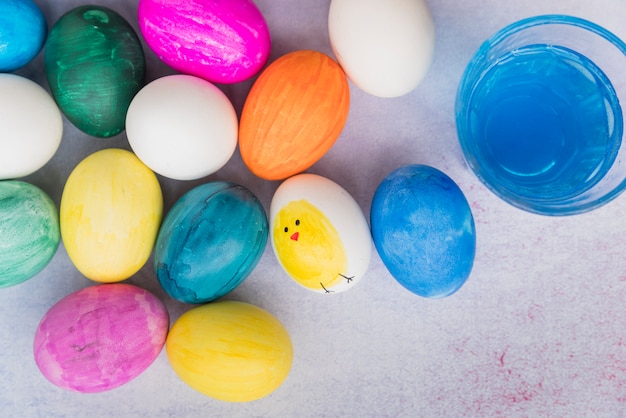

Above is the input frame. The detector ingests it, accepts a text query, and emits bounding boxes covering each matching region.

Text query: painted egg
[239,50,350,180]
[33,283,169,393]
[328,0,435,98]
[60,149,163,283]
[126,74,238,181]
[0,181,59,288]
[370,165,476,298]
[0,0,47,72]
[166,300,293,402]
[45,5,146,138]
[138,0,271,84]
[0,74,63,180]
[154,181,268,304]
[270,173,371,294]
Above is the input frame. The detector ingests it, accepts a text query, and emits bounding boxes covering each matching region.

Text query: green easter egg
[0,181,60,288]
[45,5,145,138]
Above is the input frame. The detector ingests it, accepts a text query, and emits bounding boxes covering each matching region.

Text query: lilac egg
[33,283,169,393]
[138,0,271,84]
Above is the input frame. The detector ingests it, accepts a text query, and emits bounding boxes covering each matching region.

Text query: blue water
[468,44,622,201]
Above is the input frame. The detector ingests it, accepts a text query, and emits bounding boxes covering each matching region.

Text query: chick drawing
[269,173,372,294]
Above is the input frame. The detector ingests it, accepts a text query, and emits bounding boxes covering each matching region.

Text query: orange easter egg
[239,50,350,180]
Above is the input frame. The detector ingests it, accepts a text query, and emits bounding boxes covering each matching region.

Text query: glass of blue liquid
[456,15,626,215]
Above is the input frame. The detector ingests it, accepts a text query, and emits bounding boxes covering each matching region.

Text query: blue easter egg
[370,165,476,298]
[0,0,47,72]
[154,181,268,304]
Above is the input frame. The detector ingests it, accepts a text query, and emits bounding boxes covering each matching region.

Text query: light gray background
[4,0,626,417]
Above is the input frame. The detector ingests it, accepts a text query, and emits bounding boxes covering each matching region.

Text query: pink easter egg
[138,0,271,84]
[33,283,169,393]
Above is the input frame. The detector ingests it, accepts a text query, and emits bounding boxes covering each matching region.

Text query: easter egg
[126,74,238,181]
[0,0,47,72]
[0,181,59,288]
[239,50,350,180]
[45,5,146,138]
[60,149,163,282]
[270,173,371,294]
[370,165,476,298]
[0,74,63,180]
[328,0,435,97]
[166,301,293,402]
[154,181,268,304]
[138,0,271,84]
[33,283,169,393]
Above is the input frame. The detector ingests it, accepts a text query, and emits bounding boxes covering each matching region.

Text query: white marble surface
[4,0,626,416]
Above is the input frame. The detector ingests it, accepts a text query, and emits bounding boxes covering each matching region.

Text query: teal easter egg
[0,0,47,72]
[370,165,476,298]
[44,5,145,138]
[155,182,268,304]
[0,181,60,288]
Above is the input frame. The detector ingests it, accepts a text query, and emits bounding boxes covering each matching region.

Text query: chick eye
[284,227,289,233]
[295,219,300,226]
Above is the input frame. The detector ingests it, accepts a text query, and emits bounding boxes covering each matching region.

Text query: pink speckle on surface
[138,0,271,84]
[33,283,169,393]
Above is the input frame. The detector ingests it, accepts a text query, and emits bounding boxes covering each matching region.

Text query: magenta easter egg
[138,0,271,84]
[33,284,169,393]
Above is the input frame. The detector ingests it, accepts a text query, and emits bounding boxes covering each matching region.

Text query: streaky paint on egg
[60,148,163,283]
[154,181,268,304]
[0,0,47,72]
[370,164,476,298]
[166,301,293,402]
[239,50,350,181]
[0,181,60,288]
[0,74,63,180]
[328,0,435,98]
[45,5,146,138]
[125,74,238,181]
[138,0,271,84]
[270,173,372,294]
[33,283,169,393]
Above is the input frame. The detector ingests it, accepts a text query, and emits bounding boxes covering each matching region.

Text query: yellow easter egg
[166,301,293,402]
[60,148,163,282]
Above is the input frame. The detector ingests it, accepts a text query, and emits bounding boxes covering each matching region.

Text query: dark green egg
[45,5,145,138]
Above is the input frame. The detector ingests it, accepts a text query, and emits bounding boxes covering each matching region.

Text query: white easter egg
[328,0,435,98]
[0,74,63,180]
[125,74,238,181]
[269,173,372,294]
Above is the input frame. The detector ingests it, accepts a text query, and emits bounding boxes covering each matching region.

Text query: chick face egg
[154,181,268,304]
[370,165,476,298]
[33,283,169,393]
[328,0,435,98]
[45,5,146,138]
[166,301,293,402]
[270,173,371,294]
[60,149,163,282]
[239,50,350,180]
[138,0,271,84]
[0,181,60,288]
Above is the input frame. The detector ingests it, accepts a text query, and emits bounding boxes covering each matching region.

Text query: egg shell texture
[0,74,63,180]
[239,50,350,180]
[125,74,238,181]
[0,0,47,72]
[45,5,146,138]
[154,181,268,304]
[0,181,60,288]
[370,165,476,298]
[138,0,271,84]
[60,149,163,283]
[33,283,169,393]
[270,173,372,294]
[328,0,435,98]
[166,301,293,402]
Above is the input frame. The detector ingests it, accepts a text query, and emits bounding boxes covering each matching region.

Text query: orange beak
[290,231,299,241]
